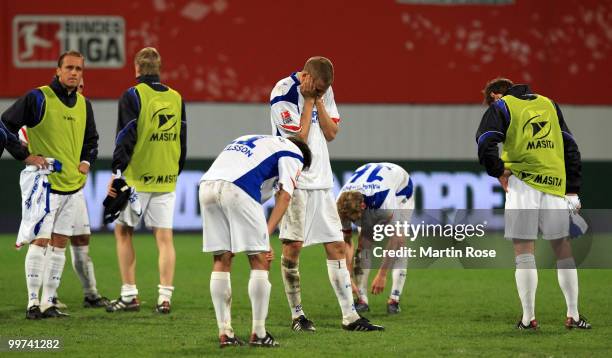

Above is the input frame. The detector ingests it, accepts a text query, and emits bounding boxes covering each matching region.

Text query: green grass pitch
[0,233,610,357]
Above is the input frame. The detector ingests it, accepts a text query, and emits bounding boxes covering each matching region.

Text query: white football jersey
[201,135,303,203]
[339,162,413,210]
[270,73,340,190]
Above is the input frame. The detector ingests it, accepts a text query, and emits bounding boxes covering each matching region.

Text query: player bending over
[200,135,311,348]
[337,163,414,314]
[476,78,590,330]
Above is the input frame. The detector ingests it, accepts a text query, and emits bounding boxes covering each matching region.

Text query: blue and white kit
[339,162,415,230]
[270,73,344,246]
[199,135,304,254]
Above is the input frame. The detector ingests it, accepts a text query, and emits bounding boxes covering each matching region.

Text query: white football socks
[70,245,99,298]
[120,284,138,302]
[210,271,234,337]
[557,257,579,321]
[281,256,304,319]
[41,246,66,310]
[390,256,408,301]
[327,259,360,325]
[158,285,175,305]
[248,270,271,338]
[515,253,538,325]
[354,249,370,304]
[25,244,46,308]
[390,268,407,302]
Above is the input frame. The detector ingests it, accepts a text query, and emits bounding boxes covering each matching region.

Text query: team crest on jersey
[281,110,292,124]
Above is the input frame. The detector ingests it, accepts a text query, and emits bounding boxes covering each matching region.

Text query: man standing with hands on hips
[2,50,99,319]
[476,77,591,330]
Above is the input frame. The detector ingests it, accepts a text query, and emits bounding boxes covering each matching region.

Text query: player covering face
[270,56,384,332]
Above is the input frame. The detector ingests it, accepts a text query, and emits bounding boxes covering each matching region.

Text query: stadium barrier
[1,160,610,233]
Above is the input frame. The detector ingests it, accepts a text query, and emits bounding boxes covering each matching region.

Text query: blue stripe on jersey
[477,130,505,145]
[562,131,576,143]
[115,119,137,145]
[129,87,141,114]
[0,127,6,146]
[290,72,300,84]
[32,89,46,126]
[270,73,300,107]
[233,150,303,202]
[493,99,510,122]
[363,189,390,210]
[396,177,414,199]
[0,121,20,146]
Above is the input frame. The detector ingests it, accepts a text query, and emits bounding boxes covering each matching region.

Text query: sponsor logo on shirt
[311,110,318,123]
[139,172,177,185]
[523,112,554,150]
[149,108,179,142]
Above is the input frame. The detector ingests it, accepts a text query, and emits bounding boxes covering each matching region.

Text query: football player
[337,163,415,314]
[270,56,383,332]
[200,134,311,347]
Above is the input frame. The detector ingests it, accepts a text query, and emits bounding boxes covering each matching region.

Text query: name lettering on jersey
[222,136,265,158]
[63,115,76,121]
[150,132,178,142]
[223,143,254,157]
[532,174,562,187]
[526,139,554,150]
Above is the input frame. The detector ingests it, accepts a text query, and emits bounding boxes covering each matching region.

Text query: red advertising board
[1,0,611,104]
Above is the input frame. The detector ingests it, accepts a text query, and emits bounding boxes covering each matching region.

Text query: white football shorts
[504,175,569,240]
[278,188,343,246]
[116,191,175,229]
[199,180,269,254]
[36,189,91,238]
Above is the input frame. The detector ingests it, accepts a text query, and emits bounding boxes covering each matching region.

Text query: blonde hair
[303,56,334,87]
[337,191,364,220]
[135,47,161,75]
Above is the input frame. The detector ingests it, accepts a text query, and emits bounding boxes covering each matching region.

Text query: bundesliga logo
[12,15,125,68]
[281,110,292,124]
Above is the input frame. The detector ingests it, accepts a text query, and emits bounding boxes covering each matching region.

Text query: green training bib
[28,86,86,192]
[124,83,182,192]
[501,94,566,197]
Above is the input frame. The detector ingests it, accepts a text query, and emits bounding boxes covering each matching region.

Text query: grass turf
[0,233,610,357]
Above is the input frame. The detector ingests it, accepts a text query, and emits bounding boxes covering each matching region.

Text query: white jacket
[15,159,60,248]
